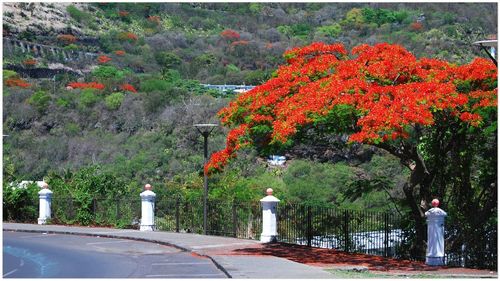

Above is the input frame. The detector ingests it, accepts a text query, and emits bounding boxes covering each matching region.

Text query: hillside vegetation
[2,3,497,212]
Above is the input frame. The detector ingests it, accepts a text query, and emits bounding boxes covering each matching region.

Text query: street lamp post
[473,39,497,65]
[194,123,218,235]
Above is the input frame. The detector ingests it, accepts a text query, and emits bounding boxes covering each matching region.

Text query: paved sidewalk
[2,223,334,278]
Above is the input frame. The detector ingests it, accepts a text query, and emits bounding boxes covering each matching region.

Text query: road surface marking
[191,242,256,249]
[3,258,25,277]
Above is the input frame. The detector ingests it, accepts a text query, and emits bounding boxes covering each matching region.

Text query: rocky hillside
[2,2,497,209]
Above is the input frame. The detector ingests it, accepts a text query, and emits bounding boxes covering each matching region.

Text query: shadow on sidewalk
[231,242,441,272]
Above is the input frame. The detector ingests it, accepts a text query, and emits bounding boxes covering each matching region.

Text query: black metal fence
[276,203,405,257]
[44,195,496,270]
[154,196,262,240]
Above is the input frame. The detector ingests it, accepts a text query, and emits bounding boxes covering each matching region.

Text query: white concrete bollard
[140,184,156,231]
[38,183,53,225]
[260,188,280,243]
[425,198,447,266]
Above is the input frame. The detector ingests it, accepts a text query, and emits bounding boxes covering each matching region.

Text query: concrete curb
[3,227,233,278]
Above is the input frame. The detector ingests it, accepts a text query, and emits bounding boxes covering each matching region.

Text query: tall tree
[207,42,497,256]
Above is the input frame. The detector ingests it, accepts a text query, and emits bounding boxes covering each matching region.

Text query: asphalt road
[3,231,227,278]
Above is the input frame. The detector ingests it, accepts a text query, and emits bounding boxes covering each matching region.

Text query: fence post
[232,201,237,238]
[306,205,312,247]
[384,213,390,257]
[425,199,447,266]
[175,196,180,233]
[344,210,350,252]
[140,184,156,231]
[38,183,52,224]
[260,188,280,243]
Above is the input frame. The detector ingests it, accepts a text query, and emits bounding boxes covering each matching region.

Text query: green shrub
[65,122,80,136]
[27,90,51,112]
[92,65,125,80]
[105,92,125,110]
[64,44,79,51]
[79,88,99,107]
[3,70,18,80]
[316,23,342,37]
[155,51,181,68]
[67,5,92,23]
[3,182,39,222]
[140,79,170,93]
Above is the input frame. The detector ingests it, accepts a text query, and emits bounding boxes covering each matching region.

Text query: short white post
[425,198,447,266]
[38,183,53,225]
[140,184,156,231]
[260,188,280,243]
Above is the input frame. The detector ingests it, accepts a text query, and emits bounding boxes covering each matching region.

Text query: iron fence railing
[154,196,261,240]
[35,196,496,270]
[276,203,405,258]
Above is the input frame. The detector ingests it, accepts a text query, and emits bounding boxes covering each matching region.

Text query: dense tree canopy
[208,42,497,255]
[208,42,496,173]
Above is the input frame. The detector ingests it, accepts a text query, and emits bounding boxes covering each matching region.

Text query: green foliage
[65,122,80,136]
[67,5,93,24]
[64,44,79,51]
[27,90,51,112]
[316,23,342,37]
[3,70,18,80]
[78,88,100,108]
[47,165,128,226]
[3,182,39,222]
[226,64,240,73]
[105,92,125,110]
[281,160,357,207]
[277,24,312,39]
[249,3,263,15]
[155,51,181,69]
[361,8,409,26]
[140,78,170,93]
[92,65,125,80]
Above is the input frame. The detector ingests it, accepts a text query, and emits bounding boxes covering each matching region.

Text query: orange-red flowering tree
[97,55,112,64]
[208,42,497,255]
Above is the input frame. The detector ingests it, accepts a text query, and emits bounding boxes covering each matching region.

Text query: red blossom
[114,50,126,56]
[220,29,240,41]
[118,11,129,17]
[5,78,31,88]
[67,82,105,90]
[23,59,37,66]
[410,22,424,31]
[120,83,137,93]
[97,55,112,64]
[207,42,498,174]
[118,32,138,42]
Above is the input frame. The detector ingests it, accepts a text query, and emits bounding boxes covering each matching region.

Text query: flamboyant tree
[207,42,497,255]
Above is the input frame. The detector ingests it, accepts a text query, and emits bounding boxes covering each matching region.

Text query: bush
[67,5,92,23]
[155,51,181,69]
[316,23,342,37]
[92,65,125,80]
[27,90,51,112]
[140,79,170,93]
[3,182,39,223]
[79,88,100,108]
[105,92,125,110]
[3,70,18,80]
